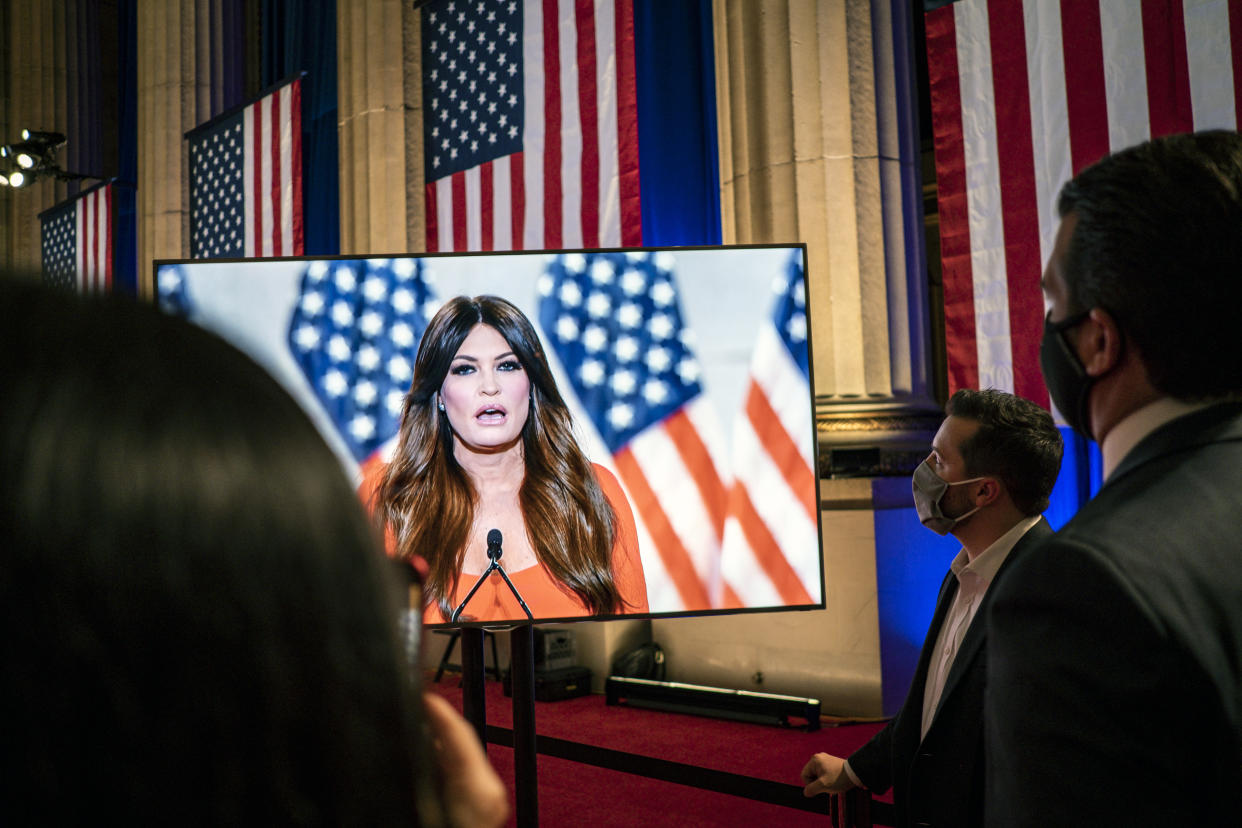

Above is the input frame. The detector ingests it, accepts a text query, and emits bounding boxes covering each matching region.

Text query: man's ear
[973,477,1002,508]
[1079,307,1124,377]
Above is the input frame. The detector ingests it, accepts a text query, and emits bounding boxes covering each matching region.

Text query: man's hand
[424,692,510,828]
[800,752,858,797]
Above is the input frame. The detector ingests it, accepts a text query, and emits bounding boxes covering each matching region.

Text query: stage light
[0,175,9,187]
[0,130,99,189]
[21,129,65,146]
[8,139,49,171]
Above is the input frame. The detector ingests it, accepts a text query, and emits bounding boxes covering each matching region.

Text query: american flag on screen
[928,0,1242,406]
[287,258,438,465]
[719,251,819,608]
[155,264,195,317]
[421,0,641,252]
[188,76,303,258]
[40,183,113,294]
[539,251,728,611]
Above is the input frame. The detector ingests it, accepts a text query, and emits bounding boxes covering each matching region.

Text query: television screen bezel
[153,242,825,629]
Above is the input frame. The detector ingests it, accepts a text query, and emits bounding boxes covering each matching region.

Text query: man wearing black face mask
[985,131,1242,827]
[802,389,1062,828]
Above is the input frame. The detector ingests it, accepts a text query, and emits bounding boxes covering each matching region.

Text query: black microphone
[487,528,503,561]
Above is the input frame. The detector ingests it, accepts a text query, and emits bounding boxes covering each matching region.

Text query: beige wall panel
[195,0,210,114]
[137,0,194,295]
[9,3,37,269]
[135,0,243,293]
[4,0,72,272]
[0,1,9,269]
[337,0,409,255]
[574,618,653,694]
[51,1,67,204]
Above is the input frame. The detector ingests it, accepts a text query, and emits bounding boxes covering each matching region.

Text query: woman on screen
[368,294,648,623]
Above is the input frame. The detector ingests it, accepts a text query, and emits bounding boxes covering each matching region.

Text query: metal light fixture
[0,129,95,190]
[15,146,40,169]
[22,129,66,144]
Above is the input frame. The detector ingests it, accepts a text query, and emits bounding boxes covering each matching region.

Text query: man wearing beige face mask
[801,389,1062,828]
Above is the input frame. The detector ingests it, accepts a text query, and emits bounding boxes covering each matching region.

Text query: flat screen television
[155,244,823,627]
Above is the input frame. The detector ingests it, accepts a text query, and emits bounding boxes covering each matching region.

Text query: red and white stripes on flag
[612,398,730,612]
[719,262,819,609]
[719,349,818,607]
[425,0,642,252]
[40,182,113,294]
[75,185,113,293]
[927,0,1242,403]
[243,80,302,256]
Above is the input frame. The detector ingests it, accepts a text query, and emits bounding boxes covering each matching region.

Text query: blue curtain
[262,0,340,256]
[114,0,138,295]
[633,0,722,247]
[1045,427,1103,529]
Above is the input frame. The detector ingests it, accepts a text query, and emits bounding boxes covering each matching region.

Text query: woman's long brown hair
[378,295,623,620]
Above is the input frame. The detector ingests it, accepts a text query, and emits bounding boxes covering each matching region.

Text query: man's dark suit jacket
[848,516,1053,828]
[986,402,1242,826]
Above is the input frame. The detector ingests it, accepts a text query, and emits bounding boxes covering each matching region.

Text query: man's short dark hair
[1057,130,1242,400]
[946,389,1063,516]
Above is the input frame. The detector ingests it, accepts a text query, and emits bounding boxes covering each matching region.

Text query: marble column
[648,0,941,718]
[714,0,941,475]
[336,0,424,255]
[135,0,243,297]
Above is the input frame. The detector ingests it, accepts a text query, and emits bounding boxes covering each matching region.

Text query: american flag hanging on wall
[187,76,303,259]
[421,0,642,252]
[40,182,113,294]
[927,0,1242,406]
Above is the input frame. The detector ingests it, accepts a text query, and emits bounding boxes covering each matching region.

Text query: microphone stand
[448,530,539,826]
[450,532,534,623]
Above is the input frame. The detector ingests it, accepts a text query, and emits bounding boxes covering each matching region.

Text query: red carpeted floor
[429,673,889,827]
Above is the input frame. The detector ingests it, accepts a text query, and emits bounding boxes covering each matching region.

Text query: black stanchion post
[511,623,538,827]
[460,627,486,746]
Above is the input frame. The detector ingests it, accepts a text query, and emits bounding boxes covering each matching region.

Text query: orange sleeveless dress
[360,463,648,624]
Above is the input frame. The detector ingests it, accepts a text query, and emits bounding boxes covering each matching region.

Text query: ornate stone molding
[815,400,942,478]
